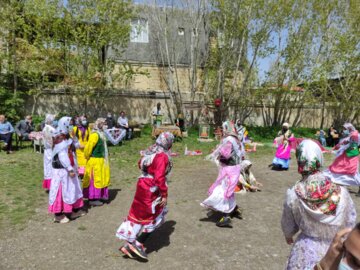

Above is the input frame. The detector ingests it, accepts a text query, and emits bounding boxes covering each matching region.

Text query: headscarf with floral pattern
[295,140,341,216]
[296,139,323,175]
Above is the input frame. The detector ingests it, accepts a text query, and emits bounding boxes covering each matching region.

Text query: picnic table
[152,125,182,138]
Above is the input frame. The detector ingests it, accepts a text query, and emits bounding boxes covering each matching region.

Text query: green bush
[247,126,318,142]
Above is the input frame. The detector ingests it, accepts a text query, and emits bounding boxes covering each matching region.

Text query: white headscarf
[53,116,72,137]
[45,114,55,125]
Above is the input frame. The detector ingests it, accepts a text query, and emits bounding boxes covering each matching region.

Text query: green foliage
[247,126,317,142]
[0,87,25,122]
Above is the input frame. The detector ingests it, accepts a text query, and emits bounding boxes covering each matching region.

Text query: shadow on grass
[108,188,121,204]
[145,220,176,254]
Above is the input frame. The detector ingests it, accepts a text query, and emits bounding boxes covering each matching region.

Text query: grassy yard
[0,126,225,230]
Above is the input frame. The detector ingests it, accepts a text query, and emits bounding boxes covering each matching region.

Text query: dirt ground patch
[1,150,359,270]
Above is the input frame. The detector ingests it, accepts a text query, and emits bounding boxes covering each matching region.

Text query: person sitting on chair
[117,111,131,141]
[15,115,34,141]
[106,112,115,129]
[0,114,15,154]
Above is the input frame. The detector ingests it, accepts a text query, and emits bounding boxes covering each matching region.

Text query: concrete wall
[26,91,336,129]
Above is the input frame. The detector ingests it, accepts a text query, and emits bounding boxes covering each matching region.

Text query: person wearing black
[106,112,115,129]
[327,126,339,147]
[15,115,34,141]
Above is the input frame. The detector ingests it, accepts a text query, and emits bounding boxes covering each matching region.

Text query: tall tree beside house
[308,0,360,128]
[258,0,319,127]
[0,0,134,116]
[206,0,282,126]
[143,0,209,124]
[59,0,133,112]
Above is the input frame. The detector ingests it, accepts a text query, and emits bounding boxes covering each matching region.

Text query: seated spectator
[175,113,186,132]
[316,129,327,147]
[106,112,115,129]
[0,114,14,154]
[117,111,132,140]
[15,115,34,141]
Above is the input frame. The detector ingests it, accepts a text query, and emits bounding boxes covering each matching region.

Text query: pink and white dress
[323,129,360,186]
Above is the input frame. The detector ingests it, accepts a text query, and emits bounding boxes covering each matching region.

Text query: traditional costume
[48,117,84,223]
[116,132,174,260]
[72,116,91,176]
[83,118,110,206]
[323,123,360,187]
[201,121,244,227]
[281,140,356,270]
[42,114,55,190]
[270,122,294,170]
[234,160,261,193]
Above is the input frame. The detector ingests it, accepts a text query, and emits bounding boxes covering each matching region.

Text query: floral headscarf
[147,131,174,154]
[140,132,174,175]
[296,139,323,175]
[295,140,341,216]
[295,173,341,216]
[222,120,238,138]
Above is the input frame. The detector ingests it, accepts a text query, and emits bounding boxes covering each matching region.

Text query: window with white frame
[130,18,149,43]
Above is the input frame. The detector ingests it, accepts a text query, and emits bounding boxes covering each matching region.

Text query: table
[152,125,182,138]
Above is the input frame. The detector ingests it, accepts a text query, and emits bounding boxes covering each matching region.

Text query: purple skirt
[83,177,109,200]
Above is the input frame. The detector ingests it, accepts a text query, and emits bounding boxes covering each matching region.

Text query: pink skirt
[48,183,84,214]
[83,177,109,200]
[42,179,51,190]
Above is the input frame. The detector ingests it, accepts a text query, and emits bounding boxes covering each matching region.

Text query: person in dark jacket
[15,115,34,140]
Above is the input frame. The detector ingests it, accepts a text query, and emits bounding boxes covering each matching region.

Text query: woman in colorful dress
[72,115,91,177]
[116,132,174,260]
[42,114,55,190]
[201,121,244,227]
[83,118,110,206]
[270,122,295,170]
[323,123,360,195]
[281,140,356,270]
[234,160,262,193]
[49,117,85,223]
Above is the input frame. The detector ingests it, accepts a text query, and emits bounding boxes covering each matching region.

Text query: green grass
[0,125,281,231]
[0,126,218,230]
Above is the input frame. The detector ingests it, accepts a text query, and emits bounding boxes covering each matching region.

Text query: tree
[143,0,209,124]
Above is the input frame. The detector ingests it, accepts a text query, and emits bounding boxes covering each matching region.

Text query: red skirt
[127,177,164,225]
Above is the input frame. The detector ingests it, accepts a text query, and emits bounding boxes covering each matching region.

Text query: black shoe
[216,216,232,228]
[230,206,243,220]
[128,243,148,260]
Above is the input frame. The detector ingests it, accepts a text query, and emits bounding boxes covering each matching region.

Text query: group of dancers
[41,115,360,268]
[42,115,110,223]
[269,122,360,269]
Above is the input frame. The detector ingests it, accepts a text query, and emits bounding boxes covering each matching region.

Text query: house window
[130,18,149,43]
[178,27,185,36]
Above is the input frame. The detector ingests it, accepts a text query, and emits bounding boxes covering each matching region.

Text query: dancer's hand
[318,228,351,270]
[69,171,76,178]
[159,197,167,207]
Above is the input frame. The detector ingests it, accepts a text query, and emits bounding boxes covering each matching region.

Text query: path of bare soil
[1,151,359,270]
